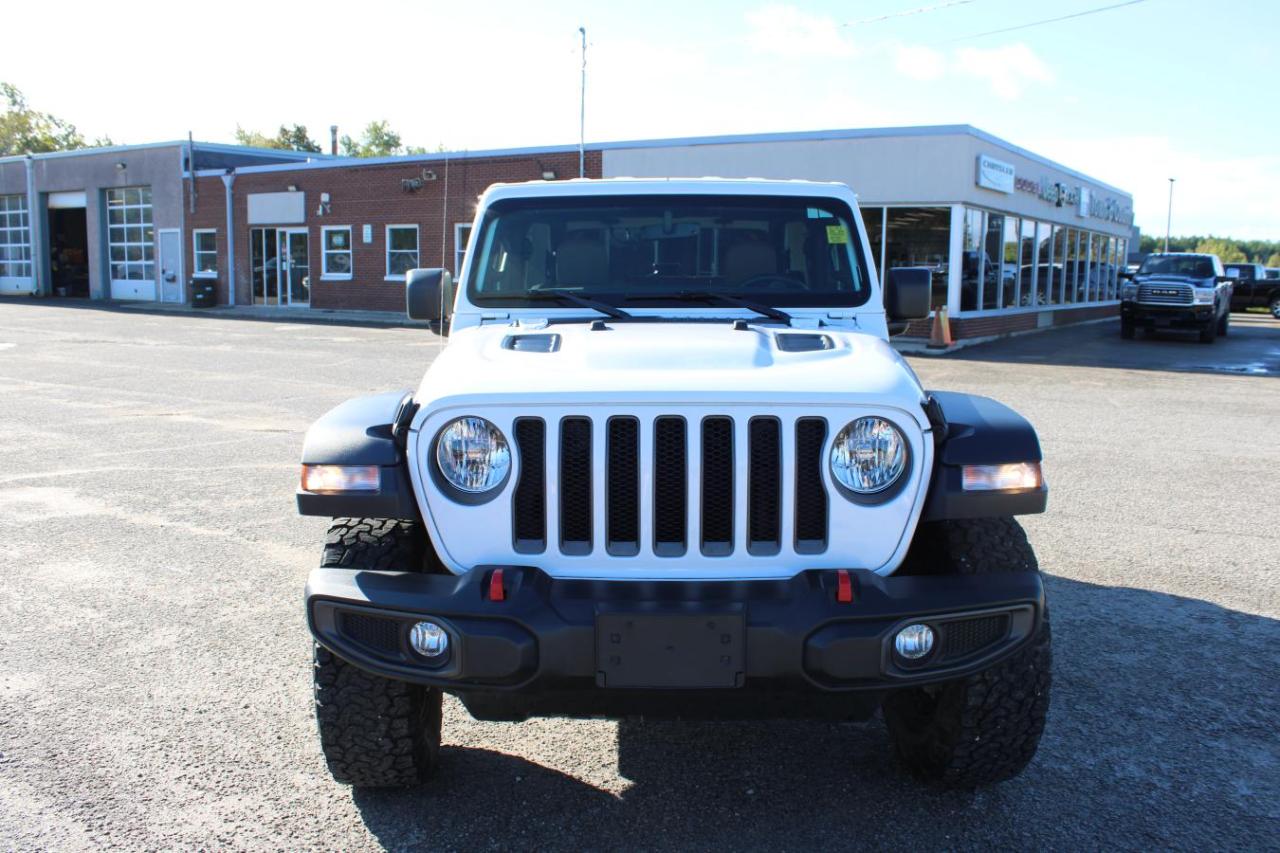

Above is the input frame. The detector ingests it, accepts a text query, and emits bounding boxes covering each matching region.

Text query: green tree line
[1139,234,1280,268]
[3,81,432,159]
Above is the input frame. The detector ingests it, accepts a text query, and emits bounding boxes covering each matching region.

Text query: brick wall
[185,151,602,309]
[901,302,1118,342]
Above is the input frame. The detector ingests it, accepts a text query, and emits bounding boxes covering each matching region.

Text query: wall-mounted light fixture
[287,184,298,192]
[114,162,127,171]
[537,161,557,181]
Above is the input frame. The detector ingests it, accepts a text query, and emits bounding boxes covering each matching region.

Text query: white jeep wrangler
[298,179,1051,789]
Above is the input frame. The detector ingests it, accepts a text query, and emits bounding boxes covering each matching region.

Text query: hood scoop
[774,333,833,353]
[502,333,561,353]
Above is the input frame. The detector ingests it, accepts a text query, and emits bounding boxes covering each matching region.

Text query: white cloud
[893,44,947,81]
[744,4,855,59]
[953,43,1054,100]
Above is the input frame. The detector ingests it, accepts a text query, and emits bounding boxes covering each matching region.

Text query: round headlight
[830,417,907,495]
[434,416,511,494]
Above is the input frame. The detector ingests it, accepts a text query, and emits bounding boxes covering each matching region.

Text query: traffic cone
[928,305,953,349]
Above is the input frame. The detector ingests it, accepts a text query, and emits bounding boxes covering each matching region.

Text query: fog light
[409,621,449,658]
[894,624,935,660]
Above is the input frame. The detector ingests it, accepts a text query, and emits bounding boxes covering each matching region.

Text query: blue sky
[5,0,1277,239]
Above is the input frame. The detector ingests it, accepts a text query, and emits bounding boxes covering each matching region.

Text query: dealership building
[2,125,1134,341]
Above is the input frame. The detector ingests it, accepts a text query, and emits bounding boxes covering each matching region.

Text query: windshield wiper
[523,288,633,320]
[626,291,792,325]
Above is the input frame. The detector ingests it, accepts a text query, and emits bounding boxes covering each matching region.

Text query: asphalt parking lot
[0,301,1277,850]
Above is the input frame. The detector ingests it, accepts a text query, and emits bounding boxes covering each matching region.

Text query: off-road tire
[1217,310,1229,335]
[313,518,443,787]
[1120,318,1135,339]
[883,517,1051,788]
[1270,295,1280,319]
[1199,320,1217,344]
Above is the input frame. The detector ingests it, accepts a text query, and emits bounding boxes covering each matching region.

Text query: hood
[417,321,925,414]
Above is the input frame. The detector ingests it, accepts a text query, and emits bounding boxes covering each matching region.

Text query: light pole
[578,26,587,179]
[1164,177,1175,253]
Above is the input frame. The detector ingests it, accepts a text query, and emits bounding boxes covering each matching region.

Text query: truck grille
[511,414,830,558]
[1137,282,1193,305]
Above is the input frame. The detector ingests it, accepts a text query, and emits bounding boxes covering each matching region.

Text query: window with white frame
[386,225,419,278]
[0,195,33,280]
[105,187,154,282]
[322,226,353,278]
[192,230,218,277]
[454,223,472,276]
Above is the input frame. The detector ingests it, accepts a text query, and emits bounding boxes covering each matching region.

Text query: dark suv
[1120,253,1232,343]
[1226,262,1280,317]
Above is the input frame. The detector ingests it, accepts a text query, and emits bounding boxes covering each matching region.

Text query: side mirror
[405,268,453,326]
[1118,270,1134,281]
[1215,275,1234,284]
[884,267,931,335]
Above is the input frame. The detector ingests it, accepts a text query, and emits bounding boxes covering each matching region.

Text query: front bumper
[306,565,1044,711]
[1122,301,1215,328]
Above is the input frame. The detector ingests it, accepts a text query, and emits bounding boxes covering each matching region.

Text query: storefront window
[885,207,951,311]
[1113,238,1126,299]
[1021,219,1037,307]
[1052,226,1069,304]
[1003,217,1020,308]
[1108,237,1119,298]
[861,206,884,276]
[1036,222,1054,305]
[961,208,982,312]
[983,212,1003,310]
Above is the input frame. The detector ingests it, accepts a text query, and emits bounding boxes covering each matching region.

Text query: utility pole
[579,26,587,178]
[1164,177,1175,253]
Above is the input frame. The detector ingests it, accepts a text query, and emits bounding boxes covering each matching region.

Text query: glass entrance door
[250,227,309,306]
[280,229,309,306]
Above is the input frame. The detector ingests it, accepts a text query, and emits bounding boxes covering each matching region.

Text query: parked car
[1120,252,1232,342]
[1226,262,1280,317]
[296,178,1053,790]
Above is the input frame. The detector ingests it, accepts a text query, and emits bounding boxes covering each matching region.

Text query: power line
[844,0,975,27]
[941,0,1146,43]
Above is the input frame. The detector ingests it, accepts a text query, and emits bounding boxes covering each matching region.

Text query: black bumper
[307,565,1043,712]
[1122,302,1214,329]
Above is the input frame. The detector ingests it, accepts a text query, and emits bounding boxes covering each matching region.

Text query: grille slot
[559,417,593,555]
[794,418,828,553]
[940,614,1010,661]
[747,417,781,555]
[341,612,401,655]
[606,417,640,556]
[512,418,546,553]
[1137,282,1193,305]
[652,417,687,556]
[701,417,735,556]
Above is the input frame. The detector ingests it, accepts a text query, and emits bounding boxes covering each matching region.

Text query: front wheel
[882,518,1051,788]
[313,519,443,787]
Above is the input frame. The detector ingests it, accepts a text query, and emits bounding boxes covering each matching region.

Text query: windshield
[1139,255,1214,278]
[467,195,872,310]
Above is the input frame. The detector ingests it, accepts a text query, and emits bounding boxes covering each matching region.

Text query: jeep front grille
[1137,282,1193,305]
[511,414,830,558]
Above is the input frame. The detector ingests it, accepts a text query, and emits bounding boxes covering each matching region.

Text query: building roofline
[186,124,1127,198]
[1,139,329,165]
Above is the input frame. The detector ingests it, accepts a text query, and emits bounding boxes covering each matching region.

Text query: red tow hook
[835,569,853,604]
[488,568,506,602]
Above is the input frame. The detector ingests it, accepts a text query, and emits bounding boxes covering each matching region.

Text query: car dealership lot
[0,302,1276,850]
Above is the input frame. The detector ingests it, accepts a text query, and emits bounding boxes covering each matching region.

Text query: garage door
[106,187,156,301]
[0,194,35,295]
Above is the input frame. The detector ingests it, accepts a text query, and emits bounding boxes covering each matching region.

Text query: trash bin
[191,279,217,309]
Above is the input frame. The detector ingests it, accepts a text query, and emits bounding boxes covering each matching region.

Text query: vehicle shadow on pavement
[350,576,1279,850]
[940,314,1280,378]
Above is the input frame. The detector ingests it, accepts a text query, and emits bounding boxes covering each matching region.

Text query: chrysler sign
[976,154,1015,194]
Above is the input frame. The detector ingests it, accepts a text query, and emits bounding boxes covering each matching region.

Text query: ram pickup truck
[1120,252,1232,342]
[1226,262,1280,317]
[297,179,1052,790]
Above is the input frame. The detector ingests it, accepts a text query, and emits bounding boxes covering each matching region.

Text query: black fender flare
[921,391,1048,521]
[296,390,422,520]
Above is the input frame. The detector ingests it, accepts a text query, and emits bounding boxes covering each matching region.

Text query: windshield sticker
[826,225,848,244]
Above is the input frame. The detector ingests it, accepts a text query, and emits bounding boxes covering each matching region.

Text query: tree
[234,123,321,152]
[1194,237,1247,263]
[339,120,420,157]
[1267,253,1280,268]
[0,82,87,156]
